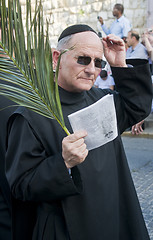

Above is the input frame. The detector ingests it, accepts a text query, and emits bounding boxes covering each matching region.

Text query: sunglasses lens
[95,59,102,68]
[77,56,106,69]
[77,56,91,65]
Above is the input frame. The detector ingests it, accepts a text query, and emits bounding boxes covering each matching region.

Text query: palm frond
[0,0,70,135]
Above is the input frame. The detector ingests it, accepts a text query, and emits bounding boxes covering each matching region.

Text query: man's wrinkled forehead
[69,32,103,53]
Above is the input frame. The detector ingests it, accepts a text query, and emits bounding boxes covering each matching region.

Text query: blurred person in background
[141,27,153,74]
[94,69,115,90]
[98,3,131,40]
[131,120,145,135]
[131,29,153,135]
[126,30,148,60]
[132,74,153,135]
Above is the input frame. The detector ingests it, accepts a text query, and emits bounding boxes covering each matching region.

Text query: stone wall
[147,0,153,28]
[19,0,147,47]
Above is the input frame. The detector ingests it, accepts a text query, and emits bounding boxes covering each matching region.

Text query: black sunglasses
[77,56,106,69]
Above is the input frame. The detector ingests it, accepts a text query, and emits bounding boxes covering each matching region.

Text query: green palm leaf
[0,0,70,135]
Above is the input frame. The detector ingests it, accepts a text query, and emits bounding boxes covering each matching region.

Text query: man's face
[112,7,119,17]
[56,32,103,92]
[126,32,132,47]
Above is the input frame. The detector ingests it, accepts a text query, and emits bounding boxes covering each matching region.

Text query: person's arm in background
[131,120,144,135]
[109,85,114,90]
[142,32,153,61]
[102,34,152,133]
[98,16,110,35]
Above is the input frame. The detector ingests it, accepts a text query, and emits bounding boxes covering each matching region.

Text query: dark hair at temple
[129,30,140,41]
[114,4,124,14]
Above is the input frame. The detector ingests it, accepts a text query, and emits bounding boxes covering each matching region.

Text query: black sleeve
[5,115,83,202]
[111,59,152,134]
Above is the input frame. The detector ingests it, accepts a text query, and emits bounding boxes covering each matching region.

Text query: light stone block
[91,2,103,12]
[98,11,108,20]
[133,16,146,28]
[19,0,26,5]
[81,5,92,14]
[70,6,80,14]
[129,0,138,9]
[124,0,130,8]
[125,9,133,20]
[43,1,52,11]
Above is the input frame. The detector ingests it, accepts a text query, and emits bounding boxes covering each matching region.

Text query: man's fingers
[103,34,124,46]
[63,130,87,143]
[63,138,86,154]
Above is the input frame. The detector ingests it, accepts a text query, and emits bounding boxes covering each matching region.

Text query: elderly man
[98,3,131,39]
[5,24,152,240]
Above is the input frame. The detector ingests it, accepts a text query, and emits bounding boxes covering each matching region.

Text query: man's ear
[52,50,60,70]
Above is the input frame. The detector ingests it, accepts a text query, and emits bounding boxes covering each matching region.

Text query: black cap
[58,24,97,42]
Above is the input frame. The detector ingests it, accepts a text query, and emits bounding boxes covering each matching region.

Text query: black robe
[0,66,25,239]
[6,60,152,240]
[0,81,15,240]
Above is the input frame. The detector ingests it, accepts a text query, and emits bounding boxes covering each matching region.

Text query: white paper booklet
[68,94,118,150]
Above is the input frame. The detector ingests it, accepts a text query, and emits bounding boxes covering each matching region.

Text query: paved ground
[122,136,153,240]
[132,161,153,239]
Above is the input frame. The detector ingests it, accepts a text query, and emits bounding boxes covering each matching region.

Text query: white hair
[56,35,73,51]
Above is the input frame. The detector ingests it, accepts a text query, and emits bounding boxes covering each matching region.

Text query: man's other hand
[62,130,88,169]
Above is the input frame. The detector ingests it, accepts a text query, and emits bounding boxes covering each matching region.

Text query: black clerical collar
[58,86,86,104]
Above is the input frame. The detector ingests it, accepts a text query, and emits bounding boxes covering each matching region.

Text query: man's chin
[79,82,93,91]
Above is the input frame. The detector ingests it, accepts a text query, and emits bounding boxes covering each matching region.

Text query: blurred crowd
[96,4,153,135]
[95,26,153,101]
